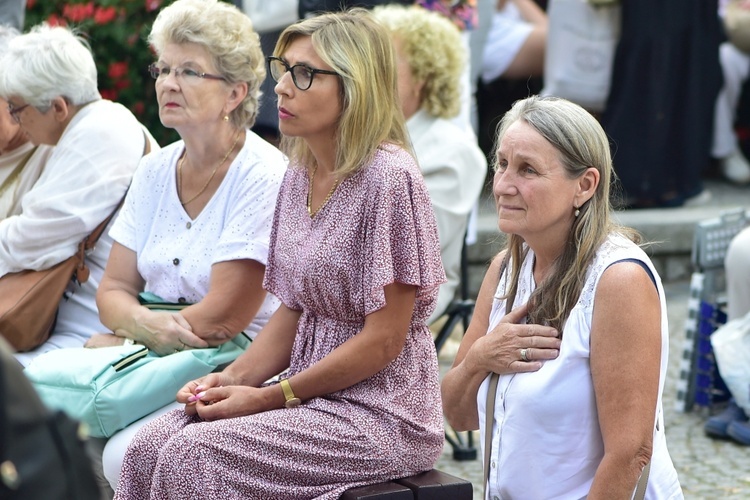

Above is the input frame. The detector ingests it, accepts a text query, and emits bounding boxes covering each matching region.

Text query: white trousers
[102,401,183,492]
[712,42,750,158]
[725,226,750,321]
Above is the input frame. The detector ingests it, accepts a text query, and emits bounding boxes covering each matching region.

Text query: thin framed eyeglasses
[148,64,226,83]
[7,103,30,124]
[266,56,339,91]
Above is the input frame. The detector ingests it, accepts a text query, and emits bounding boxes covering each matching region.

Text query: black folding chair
[433,238,477,461]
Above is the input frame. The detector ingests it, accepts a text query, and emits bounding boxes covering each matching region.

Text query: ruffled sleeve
[361,146,446,319]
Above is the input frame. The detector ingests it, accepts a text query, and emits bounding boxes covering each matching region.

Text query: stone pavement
[433,278,750,499]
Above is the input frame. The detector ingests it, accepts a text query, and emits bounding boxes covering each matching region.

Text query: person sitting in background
[113,9,445,498]
[712,0,750,185]
[93,0,286,492]
[0,25,54,220]
[0,24,157,366]
[373,4,487,324]
[442,96,682,497]
[704,225,750,445]
[480,0,547,84]
[600,0,722,208]
[416,0,480,134]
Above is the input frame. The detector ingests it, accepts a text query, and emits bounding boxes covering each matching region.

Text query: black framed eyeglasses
[266,56,339,91]
[148,63,226,83]
[7,103,30,124]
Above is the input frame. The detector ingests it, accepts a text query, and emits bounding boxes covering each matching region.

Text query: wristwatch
[280,378,301,408]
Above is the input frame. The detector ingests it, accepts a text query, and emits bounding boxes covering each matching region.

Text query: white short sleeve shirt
[110,130,287,338]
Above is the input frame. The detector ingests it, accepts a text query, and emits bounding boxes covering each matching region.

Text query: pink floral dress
[114,144,446,500]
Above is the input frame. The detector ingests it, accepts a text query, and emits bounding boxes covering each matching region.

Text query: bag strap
[634,460,651,500]
[71,191,127,284]
[72,131,151,283]
[0,146,37,200]
[483,251,511,498]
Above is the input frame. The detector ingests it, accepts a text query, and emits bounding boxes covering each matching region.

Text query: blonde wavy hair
[372,4,465,119]
[495,96,639,333]
[148,0,265,129]
[274,8,411,176]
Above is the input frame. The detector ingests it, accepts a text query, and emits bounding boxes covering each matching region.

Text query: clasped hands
[471,302,561,375]
[178,372,269,421]
[84,310,209,355]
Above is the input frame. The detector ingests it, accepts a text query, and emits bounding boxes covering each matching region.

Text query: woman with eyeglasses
[93,0,286,494]
[0,25,54,221]
[0,23,155,367]
[114,8,445,499]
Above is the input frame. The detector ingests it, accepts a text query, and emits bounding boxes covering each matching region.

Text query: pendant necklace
[178,130,241,206]
[307,164,340,217]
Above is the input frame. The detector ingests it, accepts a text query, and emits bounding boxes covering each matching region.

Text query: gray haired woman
[442,96,683,498]
[0,23,155,365]
[95,0,286,492]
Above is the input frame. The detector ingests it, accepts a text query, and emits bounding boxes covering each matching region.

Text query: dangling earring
[574,206,580,218]
[223,115,229,122]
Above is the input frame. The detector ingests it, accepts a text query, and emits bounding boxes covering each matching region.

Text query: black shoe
[727,418,750,445]
[704,400,749,438]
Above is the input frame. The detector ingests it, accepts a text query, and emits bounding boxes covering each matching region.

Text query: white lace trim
[491,234,649,319]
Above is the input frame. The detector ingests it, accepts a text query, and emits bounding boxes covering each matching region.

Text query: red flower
[94,6,118,25]
[27,0,37,8]
[100,88,118,101]
[145,0,162,13]
[133,101,145,116]
[63,2,94,23]
[115,79,131,91]
[46,13,68,27]
[108,62,130,80]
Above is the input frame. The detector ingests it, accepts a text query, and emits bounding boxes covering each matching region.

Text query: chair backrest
[692,208,749,272]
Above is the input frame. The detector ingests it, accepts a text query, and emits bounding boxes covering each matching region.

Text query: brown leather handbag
[0,203,122,352]
[0,131,151,352]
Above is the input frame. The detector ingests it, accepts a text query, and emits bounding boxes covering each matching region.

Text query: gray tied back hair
[494,95,638,333]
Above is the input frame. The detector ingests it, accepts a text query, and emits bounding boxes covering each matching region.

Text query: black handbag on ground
[0,337,99,499]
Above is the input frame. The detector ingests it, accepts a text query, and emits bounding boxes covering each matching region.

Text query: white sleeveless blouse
[477,233,683,499]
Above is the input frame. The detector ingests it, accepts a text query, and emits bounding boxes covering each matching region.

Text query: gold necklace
[178,130,241,206]
[307,164,340,217]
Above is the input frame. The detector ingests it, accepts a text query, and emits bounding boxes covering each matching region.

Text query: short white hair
[0,24,20,53]
[0,23,100,109]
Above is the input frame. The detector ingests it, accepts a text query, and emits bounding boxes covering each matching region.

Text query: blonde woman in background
[373,4,486,324]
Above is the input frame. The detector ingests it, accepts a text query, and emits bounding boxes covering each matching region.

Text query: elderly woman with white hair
[373,4,487,323]
[0,23,156,366]
[0,25,54,220]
